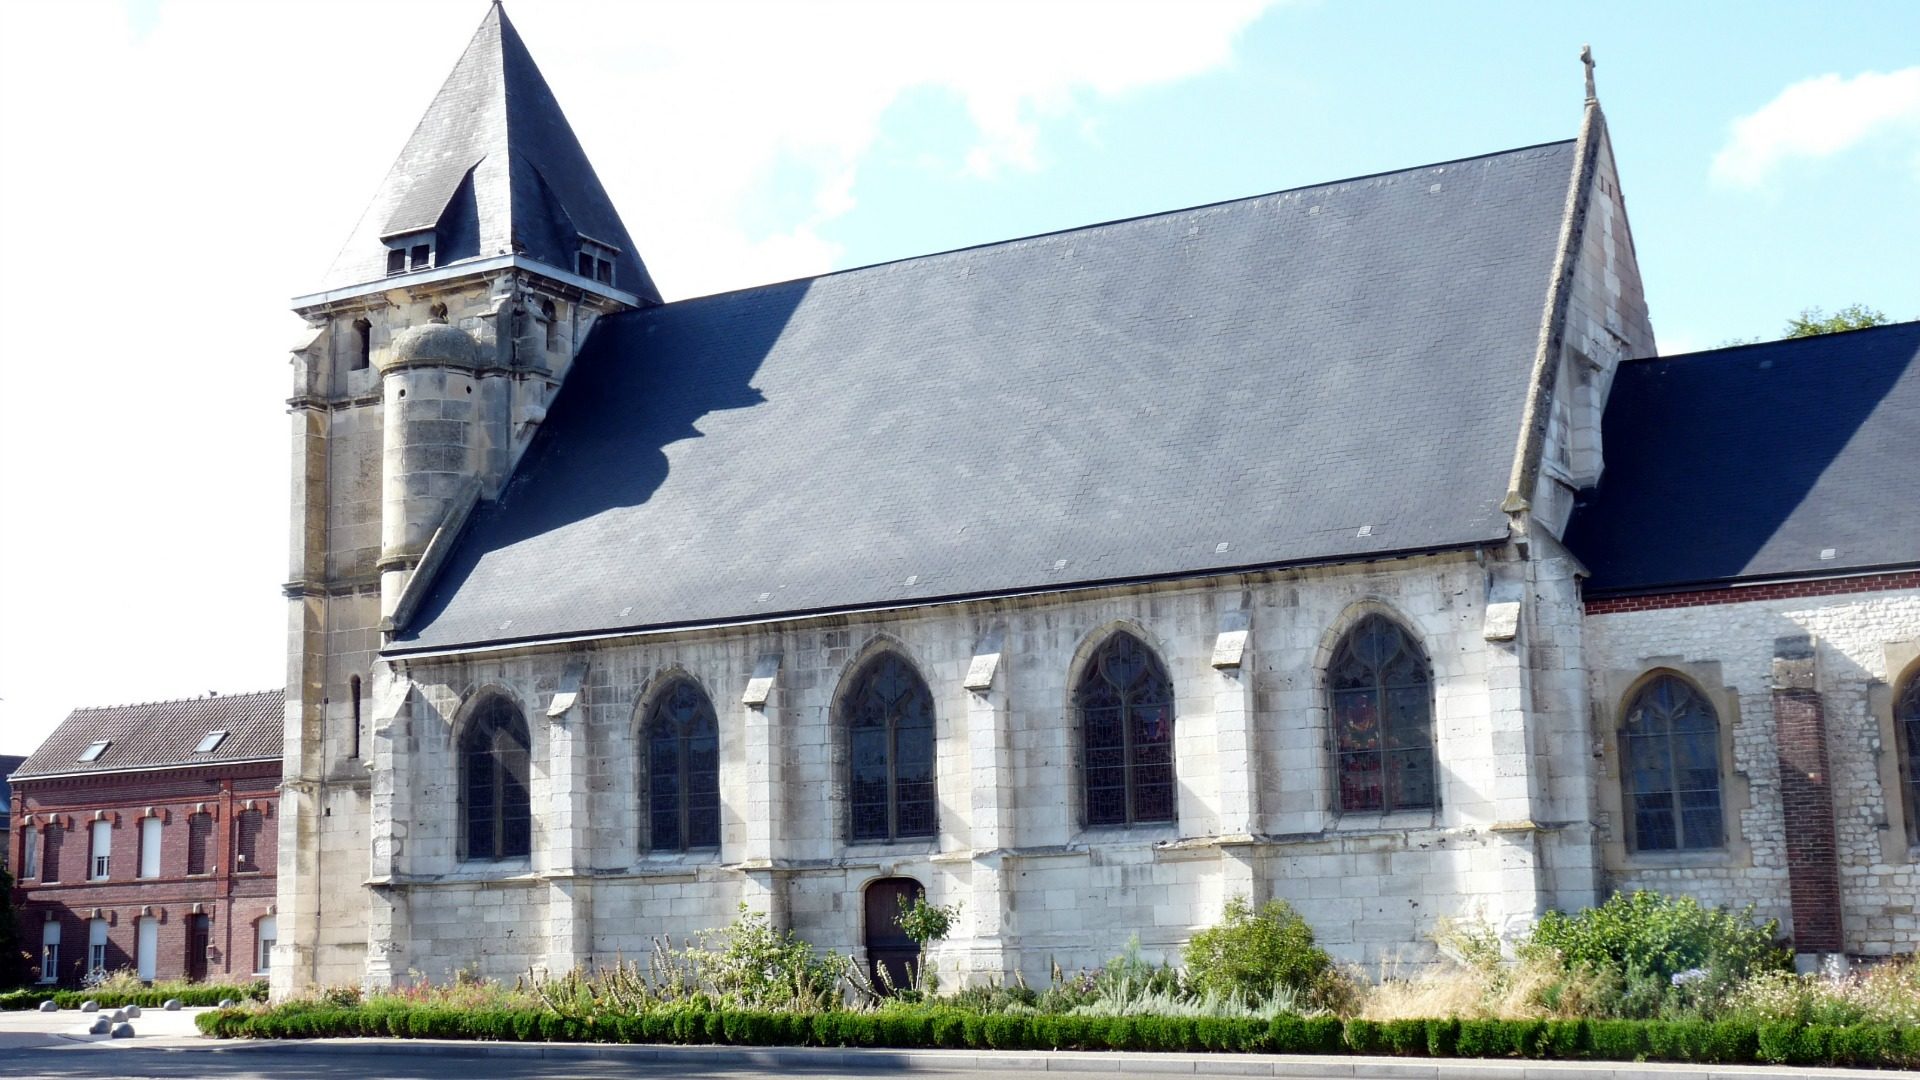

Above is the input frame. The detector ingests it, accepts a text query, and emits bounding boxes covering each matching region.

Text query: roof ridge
[68,689,284,713]
[625,137,1580,313]
[1624,318,1920,367]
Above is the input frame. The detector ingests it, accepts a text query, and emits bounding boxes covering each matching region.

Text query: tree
[1783,304,1888,338]
[0,868,27,989]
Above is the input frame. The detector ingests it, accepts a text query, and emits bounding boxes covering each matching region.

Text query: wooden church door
[863,877,924,993]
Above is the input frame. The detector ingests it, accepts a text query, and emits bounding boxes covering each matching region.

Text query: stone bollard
[217,998,238,1009]
[37,1000,58,1013]
[111,1022,134,1039]
[80,1000,99,1013]
[110,1010,127,1023]
[163,999,182,1011]
[125,1005,142,1018]
[87,1018,112,1035]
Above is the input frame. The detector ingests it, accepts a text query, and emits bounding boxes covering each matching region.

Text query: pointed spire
[314,3,660,303]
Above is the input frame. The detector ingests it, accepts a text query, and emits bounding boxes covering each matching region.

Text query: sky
[1,0,1916,756]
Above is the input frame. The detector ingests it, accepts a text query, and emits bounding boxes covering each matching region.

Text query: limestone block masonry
[355,553,1617,988]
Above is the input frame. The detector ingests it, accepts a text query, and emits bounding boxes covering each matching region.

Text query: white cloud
[0,0,1275,753]
[1711,67,1920,188]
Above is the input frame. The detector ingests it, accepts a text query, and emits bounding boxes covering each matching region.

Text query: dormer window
[576,235,618,286]
[383,232,436,276]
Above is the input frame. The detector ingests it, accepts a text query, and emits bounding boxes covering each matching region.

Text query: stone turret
[376,314,482,621]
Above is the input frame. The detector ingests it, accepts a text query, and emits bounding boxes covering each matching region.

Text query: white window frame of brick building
[139,816,162,878]
[20,825,37,879]
[38,921,59,983]
[255,915,277,975]
[87,918,108,975]
[89,819,111,880]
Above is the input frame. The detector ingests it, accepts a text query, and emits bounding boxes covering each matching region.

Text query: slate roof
[11,691,283,781]
[315,4,660,301]
[393,140,1581,653]
[1567,321,1920,594]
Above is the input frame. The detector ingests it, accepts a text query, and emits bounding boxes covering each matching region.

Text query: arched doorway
[863,877,924,993]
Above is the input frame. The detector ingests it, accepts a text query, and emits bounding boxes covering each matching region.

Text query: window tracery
[1621,673,1723,852]
[463,694,532,860]
[1329,615,1435,813]
[1079,631,1176,827]
[645,678,721,852]
[843,653,937,843]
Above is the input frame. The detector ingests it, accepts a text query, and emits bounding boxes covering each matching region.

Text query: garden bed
[195,1002,1920,1069]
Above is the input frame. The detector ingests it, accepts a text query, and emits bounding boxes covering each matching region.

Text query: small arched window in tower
[351,318,371,371]
[462,694,532,860]
[842,652,938,842]
[1079,631,1176,827]
[542,300,560,354]
[1894,672,1920,844]
[644,678,721,852]
[349,674,363,759]
[1621,674,1723,852]
[1329,615,1435,813]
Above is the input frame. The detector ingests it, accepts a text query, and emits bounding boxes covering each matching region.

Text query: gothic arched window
[462,694,532,860]
[1621,674,1723,852]
[843,653,937,842]
[645,678,721,852]
[1329,615,1435,813]
[1897,672,1920,845]
[1079,631,1176,827]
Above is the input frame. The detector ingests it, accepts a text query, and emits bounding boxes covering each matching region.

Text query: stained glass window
[463,694,532,860]
[843,653,938,843]
[1329,615,1435,813]
[1621,674,1723,852]
[646,678,721,852]
[1898,674,1920,845]
[1079,632,1176,827]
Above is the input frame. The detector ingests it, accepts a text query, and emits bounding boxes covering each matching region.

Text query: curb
[152,1038,1890,1078]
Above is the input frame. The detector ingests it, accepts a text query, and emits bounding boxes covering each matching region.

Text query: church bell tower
[275,1,659,994]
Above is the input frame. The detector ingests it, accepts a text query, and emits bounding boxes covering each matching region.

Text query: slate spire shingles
[316,3,659,302]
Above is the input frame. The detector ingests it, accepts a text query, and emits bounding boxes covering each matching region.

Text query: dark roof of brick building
[393,139,1582,653]
[11,691,283,781]
[1567,321,1920,594]
[316,4,659,301]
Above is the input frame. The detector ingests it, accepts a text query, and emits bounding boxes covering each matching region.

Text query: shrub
[1184,896,1340,1009]
[1525,891,1788,1018]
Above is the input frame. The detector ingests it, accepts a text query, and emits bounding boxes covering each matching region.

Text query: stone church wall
[1582,583,1920,955]
[371,550,1611,986]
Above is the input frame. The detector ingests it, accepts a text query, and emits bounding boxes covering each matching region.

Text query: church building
[273,4,1920,995]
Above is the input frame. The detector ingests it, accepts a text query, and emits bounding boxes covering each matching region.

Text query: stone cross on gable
[1581,44,1597,101]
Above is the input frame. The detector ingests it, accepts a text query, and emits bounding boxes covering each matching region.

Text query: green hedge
[195,1003,1920,1068]
[0,982,268,1011]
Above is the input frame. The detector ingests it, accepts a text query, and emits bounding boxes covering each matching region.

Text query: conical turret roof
[315,3,659,302]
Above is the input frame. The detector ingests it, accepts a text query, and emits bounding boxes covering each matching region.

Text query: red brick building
[8,692,282,986]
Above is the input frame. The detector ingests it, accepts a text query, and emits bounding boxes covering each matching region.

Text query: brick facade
[11,760,280,986]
